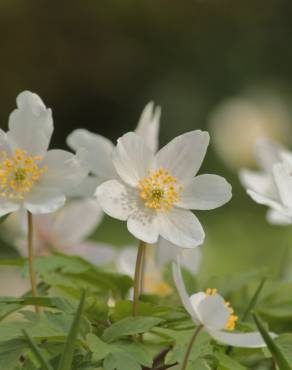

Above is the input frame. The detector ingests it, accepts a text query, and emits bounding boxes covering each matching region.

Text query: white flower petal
[197,295,230,331]
[273,162,292,209]
[178,174,232,210]
[209,330,273,348]
[112,132,154,187]
[116,247,138,277]
[0,198,20,216]
[266,209,292,225]
[172,257,199,322]
[279,150,292,167]
[24,187,65,214]
[52,199,103,245]
[157,208,205,248]
[67,129,116,180]
[135,102,161,153]
[239,169,275,197]
[67,176,101,198]
[127,208,159,244]
[179,247,202,274]
[246,190,288,215]
[8,91,53,156]
[154,131,209,183]
[157,238,202,274]
[0,129,12,155]
[189,292,206,322]
[255,138,283,173]
[40,149,89,192]
[95,180,134,221]
[0,267,30,296]
[67,241,117,266]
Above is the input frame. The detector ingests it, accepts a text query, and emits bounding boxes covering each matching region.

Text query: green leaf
[110,300,181,322]
[87,334,112,361]
[275,334,292,366]
[87,334,152,368]
[0,339,26,370]
[253,312,292,370]
[165,330,212,365]
[102,316,164,343]
[0,213,10,224]
[34,254,133,299]
[22,329,54,370]
[215,353,247,370]
[0,296,64,308]
[0,258,26,266]
[103,352,141,370]
[57,290,86,370]
[242,277,266,321]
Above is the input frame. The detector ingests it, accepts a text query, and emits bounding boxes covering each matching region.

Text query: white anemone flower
[96,130,232,248]
[116,243,202,296]
[239,138,292,225]
[0,91,88,216]
[209,94,292,169]
[66,102,161,197]
[10,198,116,265]
[172,259,275,348]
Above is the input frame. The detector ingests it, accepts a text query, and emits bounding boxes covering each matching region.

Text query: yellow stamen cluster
[206,288,238,331]
[225,301,238,331]
[145,279,173,296]
[206,288,218,296]
[0,149,47,200]
[138,168,182,210]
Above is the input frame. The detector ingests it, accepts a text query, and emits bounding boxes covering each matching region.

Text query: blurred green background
[1,0,292,285]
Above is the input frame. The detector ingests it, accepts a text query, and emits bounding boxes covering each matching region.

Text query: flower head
[9,198,117,265]
[172,259,276,348]
[116,241,202,296]
[0,91,89,215]
[240,138,292,225]
[96,130,232,248]
[209,94,292,169]
[66,102,160,197]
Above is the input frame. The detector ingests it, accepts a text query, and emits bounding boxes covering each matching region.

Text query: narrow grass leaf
[242,277,266,321]
[253,313,292,370]
[22,329,53,370]
[57,290,86,370]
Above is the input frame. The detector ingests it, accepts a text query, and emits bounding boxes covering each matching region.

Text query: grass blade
[242,277,266,321]
[57,290,86,370]
[253,313,292,370]
[22,329,53,370]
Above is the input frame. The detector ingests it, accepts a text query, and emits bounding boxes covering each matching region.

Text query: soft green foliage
[253,313,292,370]
[22,330,54,370]
[2,253,292,370]
[57,290,86,370]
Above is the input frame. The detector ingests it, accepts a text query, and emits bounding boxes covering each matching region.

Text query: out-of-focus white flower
[240,138,292,225]
[157,239,202,274]
[209,95,292,169]
[66,102,161,197]
[116,242,202,296]
[172,259,275,348]
[0,267,30,296]
[0,91,88,216]
[11,198,116,265]
[96,130,232,248]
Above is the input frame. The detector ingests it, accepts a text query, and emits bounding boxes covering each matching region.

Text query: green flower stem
[132,240,146,316]
[27,211,39,313]
[181,325,203,370]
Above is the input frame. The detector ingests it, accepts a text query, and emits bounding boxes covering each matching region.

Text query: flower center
[0,149,48,200]
[138,168,182,210]
[206,288,238,331]
[144,275,173,296]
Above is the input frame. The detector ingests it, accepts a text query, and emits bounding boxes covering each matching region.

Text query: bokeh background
[1,0,292,290]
